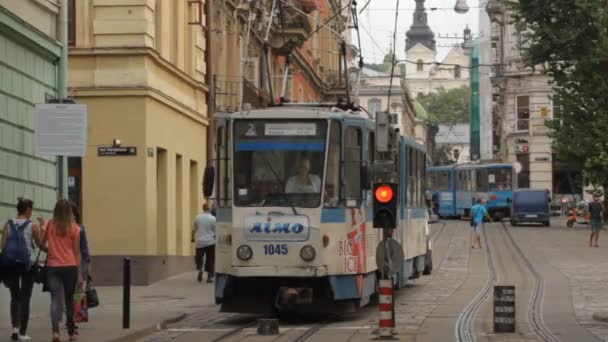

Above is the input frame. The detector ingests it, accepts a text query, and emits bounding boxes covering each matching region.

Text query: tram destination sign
[494,285,516,333]
[98,146,137,156]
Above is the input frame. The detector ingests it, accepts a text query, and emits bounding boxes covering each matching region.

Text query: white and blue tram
[209,106,431,313]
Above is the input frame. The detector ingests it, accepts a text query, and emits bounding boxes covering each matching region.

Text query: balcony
[270,1,313,55]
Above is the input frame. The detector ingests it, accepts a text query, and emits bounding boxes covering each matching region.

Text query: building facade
[435,124,471,164]
[483,0,581,199]
[0,1,64,221]
[68,0,209,285]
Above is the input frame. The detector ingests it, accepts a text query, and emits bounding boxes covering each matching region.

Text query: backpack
[3,219,32,270]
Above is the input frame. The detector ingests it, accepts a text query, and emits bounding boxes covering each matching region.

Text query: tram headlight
[236,245,253,261]
[300,245,316,261]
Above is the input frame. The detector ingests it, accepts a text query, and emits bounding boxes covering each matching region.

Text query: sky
[352,0,481,64]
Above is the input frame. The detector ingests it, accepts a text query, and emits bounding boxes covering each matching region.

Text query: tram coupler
[276,287,313,308]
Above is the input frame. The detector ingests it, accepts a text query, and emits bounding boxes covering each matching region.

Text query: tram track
[455,223,497,342]
[500,222,560,342]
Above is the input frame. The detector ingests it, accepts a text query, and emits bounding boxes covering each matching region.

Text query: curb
[592,312,608,323]
[108,313,188,342]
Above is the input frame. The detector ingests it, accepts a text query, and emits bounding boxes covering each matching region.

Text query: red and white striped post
[378,279,394,337]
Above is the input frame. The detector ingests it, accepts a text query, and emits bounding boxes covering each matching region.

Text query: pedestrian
[588,196,603,247]
[38,199,83,342]
[1,197,44,341]
[191,203,216,283]
[471,198,492,249]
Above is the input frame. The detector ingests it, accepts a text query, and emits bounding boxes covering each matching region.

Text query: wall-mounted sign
[535,157,550,162]
[98,147,137,156]
[514,145,529,153]
[515,138,529,144]
[35,103,88,156]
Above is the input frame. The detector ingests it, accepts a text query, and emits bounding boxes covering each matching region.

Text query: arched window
[416,60,424,71]
[454,65,461,79]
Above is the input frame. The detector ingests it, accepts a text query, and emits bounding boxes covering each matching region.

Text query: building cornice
[69,47,209,93]
[68,86,209,126]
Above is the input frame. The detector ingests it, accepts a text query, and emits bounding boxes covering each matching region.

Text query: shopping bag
[73,291,88,323]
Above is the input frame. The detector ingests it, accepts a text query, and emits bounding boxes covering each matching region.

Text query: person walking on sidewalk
[1,198,44,341]
[588,196,603,247]
[38,199,82,342]
[71,203,90,282]
[471,198,492,249]
[192,203,216,283]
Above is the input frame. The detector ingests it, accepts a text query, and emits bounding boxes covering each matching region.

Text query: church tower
[406,0,436,51]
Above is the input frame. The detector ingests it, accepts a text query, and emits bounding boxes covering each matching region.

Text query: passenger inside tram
[324,183,339,207]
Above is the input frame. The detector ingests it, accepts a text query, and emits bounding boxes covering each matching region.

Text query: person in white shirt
[191,203,216,283]
[285,158,321,193]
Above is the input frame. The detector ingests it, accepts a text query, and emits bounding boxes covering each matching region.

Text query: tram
[206,105,432,314]
[427,163,516,220]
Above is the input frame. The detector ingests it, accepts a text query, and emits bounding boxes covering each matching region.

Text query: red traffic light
[375,185,394,203]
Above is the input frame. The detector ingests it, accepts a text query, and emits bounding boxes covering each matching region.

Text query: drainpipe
[57,0,69,199]
[205,0,214,164]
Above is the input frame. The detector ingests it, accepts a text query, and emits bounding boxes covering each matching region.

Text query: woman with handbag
[38,199,83,342]
[1,198,45,341]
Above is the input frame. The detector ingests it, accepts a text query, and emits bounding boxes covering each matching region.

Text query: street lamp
[454,0,469,14]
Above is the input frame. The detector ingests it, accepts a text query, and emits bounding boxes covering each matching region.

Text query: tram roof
[215,106,369,121]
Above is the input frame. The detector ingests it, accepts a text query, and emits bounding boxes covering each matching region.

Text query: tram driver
[285,158,321,193]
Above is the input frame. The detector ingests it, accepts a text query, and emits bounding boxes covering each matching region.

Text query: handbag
[31,224,49,288]
[86,276,99,308]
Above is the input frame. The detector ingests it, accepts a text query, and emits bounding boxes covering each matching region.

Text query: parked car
[510,189,551,226]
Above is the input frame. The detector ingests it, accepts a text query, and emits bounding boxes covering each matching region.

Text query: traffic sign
[376,238,404,275]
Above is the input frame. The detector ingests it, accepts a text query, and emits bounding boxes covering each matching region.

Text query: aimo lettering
[249,223,305,234]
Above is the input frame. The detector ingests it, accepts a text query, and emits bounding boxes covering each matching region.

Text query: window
[369,132,375,163]
[417,151,424,206]
[454,65,461,79]
[232,120,327,208]
[417,59,424,71]
[488,167,513,191]
[325,121,341,208]
[476,168,488,192]
[407,147,415,206]
[344,127,362,204]
[68,0,75,47]
[368,98,381,116]
[516,96,530,131]
[216,124,232,207]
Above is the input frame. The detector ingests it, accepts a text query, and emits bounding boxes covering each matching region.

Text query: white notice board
[35,104,87,156]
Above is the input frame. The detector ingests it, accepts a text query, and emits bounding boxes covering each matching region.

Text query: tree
[417,86,470,125]
[511,0,608,203]
[416,86,471,165]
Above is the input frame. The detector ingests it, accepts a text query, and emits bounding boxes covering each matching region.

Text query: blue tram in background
[427,163,516,220]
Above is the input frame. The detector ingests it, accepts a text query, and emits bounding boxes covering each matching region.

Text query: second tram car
[208,106,431,314]
[427,163,516,220]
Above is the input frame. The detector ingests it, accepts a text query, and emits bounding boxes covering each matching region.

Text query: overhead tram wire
[386,0,401,112]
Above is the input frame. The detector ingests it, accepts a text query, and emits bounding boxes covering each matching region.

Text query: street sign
[494,286,516,333]
[35,103,87,156]
[98,147,137,156]
[376,238,404,275]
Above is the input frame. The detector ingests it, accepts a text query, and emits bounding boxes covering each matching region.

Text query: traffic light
[373,183,398,229]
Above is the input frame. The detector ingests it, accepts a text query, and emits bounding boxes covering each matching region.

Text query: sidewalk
[1,272,216,342]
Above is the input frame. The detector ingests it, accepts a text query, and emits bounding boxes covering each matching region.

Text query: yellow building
[68,0,208,285]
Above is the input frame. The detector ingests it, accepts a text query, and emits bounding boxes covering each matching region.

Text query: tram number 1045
[263,244,288,255]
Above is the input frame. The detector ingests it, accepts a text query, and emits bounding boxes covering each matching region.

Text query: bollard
[123,257,131,329]
[378,279,393,338]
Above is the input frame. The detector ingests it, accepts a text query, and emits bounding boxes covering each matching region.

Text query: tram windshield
[233,119,327,208]
[488,167,513,191]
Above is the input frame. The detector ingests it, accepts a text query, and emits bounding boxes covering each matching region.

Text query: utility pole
[57,0,69,200]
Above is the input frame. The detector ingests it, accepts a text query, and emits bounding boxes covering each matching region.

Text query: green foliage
[416,86,471,125]
[365,52,397,73]
[511,0,608,194]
